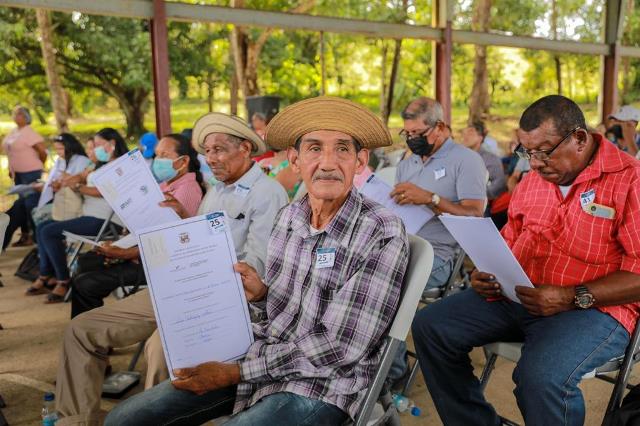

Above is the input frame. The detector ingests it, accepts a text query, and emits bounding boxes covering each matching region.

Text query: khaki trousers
[56,290,157,426]
[143,329,170,389]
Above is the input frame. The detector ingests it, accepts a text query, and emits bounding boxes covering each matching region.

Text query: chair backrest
[389,234,434,340]
[376,166,397,187]
[0,213,9,253]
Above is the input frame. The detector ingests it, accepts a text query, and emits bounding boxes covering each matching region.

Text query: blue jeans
[388,255,453,382]
[412,289,629,426]
[3,169,42,249]
[104,382,348,426]
[36,216,106,280]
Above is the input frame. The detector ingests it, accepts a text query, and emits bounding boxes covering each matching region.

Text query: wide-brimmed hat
[265,96,392,150]
[192,112,266,156]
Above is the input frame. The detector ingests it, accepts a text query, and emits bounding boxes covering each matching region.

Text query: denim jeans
[3,169,42,249]
[36,216,105,280]
[104,382,348,426]
[412,289,629,426]
[387,254,453,382]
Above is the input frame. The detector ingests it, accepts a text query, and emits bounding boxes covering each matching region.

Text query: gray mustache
[312,172,343,182]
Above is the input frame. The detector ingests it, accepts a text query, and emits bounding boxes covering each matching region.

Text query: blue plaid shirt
[236,188,409,419]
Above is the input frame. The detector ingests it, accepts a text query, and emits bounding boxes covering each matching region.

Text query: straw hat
[192,112,266,156]
[265,96,392,150]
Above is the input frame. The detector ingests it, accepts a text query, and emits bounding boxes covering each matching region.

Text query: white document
[359,174,434,234]
[38,168,62,208]
[8,184,36,196]
[439,215,534,303]
[112,233,138,249]
[62,231,103,248]
[137,212,254,380]
[92,149,179,234]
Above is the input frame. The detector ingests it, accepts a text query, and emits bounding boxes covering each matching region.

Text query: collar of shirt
[289,188,362,249]
[571,133,628,185]
[216,161,263,192]
[409,137,455,165]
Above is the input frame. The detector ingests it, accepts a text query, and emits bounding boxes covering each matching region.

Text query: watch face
[576,294,594,309]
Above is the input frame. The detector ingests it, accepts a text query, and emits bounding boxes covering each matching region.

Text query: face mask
[94,146,112,163]
[406,135,434,157]
[152,158,179,183]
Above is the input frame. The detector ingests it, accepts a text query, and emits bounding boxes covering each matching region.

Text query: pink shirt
[353,166,373,189]
[2,125,44,173]
[160,172,203,218]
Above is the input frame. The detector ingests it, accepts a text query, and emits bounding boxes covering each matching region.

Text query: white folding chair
[352,235,434,426]
[479,315,640,425]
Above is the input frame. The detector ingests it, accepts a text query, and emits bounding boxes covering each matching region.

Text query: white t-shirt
[81,171,122,226]
[558,185,572,198]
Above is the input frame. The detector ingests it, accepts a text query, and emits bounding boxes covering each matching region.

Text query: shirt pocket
[312,246,363,293]
[553,203,617,264]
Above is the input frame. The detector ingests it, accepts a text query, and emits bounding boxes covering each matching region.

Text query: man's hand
[234,262,267,302]
[515,285,574,316]
[50,180,62,192]
[390,182,432,206]
[159,191,189,218]
[470,270,502,298]
[172,362,240,395]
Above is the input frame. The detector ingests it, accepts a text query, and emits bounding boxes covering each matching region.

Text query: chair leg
[402,359,421,396]
[479,352,498,392]
[127,340,146,371]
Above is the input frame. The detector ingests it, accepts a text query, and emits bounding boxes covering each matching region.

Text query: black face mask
[406,135,434,157]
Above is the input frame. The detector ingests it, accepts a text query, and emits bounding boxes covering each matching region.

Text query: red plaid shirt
[502,134,640,333]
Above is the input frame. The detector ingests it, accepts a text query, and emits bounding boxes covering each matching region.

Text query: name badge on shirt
[580,189,595,208]
[316,248,336,269]
[434,167,446,180]
[234,184,251,198]
[583,203,616,220]
[206,212,226,232]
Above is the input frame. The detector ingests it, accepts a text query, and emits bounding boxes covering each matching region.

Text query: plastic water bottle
[41,392,58,426]
[392,393,421,416]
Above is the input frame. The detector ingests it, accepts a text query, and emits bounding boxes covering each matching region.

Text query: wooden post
[432,0,452,124]
[320,31,326,95]
[150,0,172,135]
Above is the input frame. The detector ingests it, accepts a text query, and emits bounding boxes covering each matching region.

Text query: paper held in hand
[137,212,254,380]
[438,215,534,303]
[359,174,434,234]
[91,149,179,244]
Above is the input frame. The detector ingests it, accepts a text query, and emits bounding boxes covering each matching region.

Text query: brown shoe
[25,276,55,296]
[12,234,34,247]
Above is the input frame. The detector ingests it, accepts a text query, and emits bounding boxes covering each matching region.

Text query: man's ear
[355,148,369,175]
[287,147,300,174]
[575,129,589,152]
[240,140,253,157]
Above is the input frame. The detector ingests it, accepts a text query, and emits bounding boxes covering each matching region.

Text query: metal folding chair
[351,235,434,426]
[402,247,471,394]
[478,316,640,425]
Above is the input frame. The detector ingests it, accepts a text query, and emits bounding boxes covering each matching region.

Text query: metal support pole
[150,0,172,136]
[600,0,625,123]
[432,0,452,124]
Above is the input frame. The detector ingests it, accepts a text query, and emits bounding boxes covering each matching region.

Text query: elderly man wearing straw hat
[104,96,409,426]
[53,113,288,426]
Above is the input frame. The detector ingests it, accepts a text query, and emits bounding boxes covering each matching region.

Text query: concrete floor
[0,242,638,425]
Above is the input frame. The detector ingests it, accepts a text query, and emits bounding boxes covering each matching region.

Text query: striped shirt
[235,188,409,419]
[502,134,640,333]
[160,172,203,218]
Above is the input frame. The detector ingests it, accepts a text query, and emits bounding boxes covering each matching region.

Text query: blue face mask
[152,158,179,183]
[94,146,112,163]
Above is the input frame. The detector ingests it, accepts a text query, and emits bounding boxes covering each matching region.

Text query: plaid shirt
[502,134,640,333]
[235,188,409,419]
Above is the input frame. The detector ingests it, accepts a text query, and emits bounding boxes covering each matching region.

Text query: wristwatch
[428,193,441,208]
[574,285,596,309]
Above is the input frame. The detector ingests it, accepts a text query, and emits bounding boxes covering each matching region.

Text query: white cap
[609,105,640,122]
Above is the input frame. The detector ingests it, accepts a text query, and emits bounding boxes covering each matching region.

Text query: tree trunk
[206,71,215,113]
[383,38,402,126]
[380,41,388,119]
[468,0,491,124]
[230,69,239,116]
[35,9,69,132]
[112,88,148,137]
[320,31,326,95]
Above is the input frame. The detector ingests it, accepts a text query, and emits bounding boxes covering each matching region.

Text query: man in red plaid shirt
[413,95,640,426]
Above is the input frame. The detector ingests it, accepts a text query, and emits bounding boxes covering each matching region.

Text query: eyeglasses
[515,126,581,162]
[399,125,436,142]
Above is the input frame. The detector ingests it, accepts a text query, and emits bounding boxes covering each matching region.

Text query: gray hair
[401,97,443,126]
[14,106,32,124]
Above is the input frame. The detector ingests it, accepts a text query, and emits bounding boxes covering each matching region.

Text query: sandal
[25,276,56,296]
[45,280,70,304]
